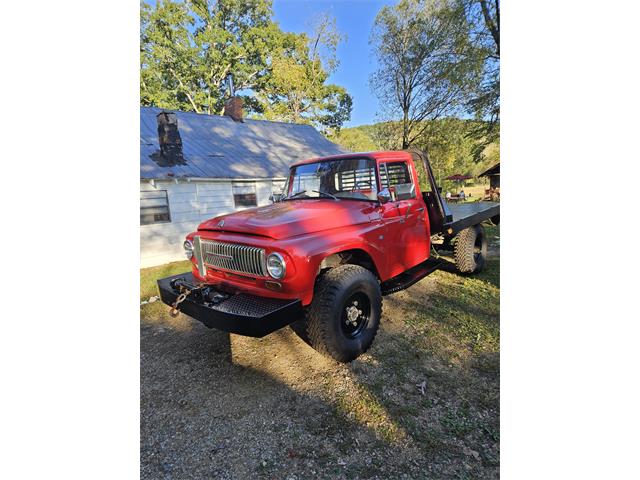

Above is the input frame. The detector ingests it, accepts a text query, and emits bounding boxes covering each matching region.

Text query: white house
[140,103,346,267]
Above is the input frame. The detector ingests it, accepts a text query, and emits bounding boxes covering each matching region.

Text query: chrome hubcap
[345,301,362,326]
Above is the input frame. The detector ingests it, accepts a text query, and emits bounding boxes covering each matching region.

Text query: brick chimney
[223,96,244,122]
[222,74,243,122]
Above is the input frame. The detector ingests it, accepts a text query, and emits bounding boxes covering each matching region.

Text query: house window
[233,182,257,207]
[140,190,171,225]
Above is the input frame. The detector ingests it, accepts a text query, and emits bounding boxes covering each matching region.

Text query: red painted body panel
[198,199,373,240]
[187,151,431,306]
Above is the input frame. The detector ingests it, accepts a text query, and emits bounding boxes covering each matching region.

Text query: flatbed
[448,201,500,234]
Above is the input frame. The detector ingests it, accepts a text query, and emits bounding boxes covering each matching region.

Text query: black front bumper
[157,272,304,337]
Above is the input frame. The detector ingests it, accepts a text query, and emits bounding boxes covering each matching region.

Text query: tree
[329,124,380,152]
[141,0,281,115]
[140,1,351,132]
[462,0,500,161]
[256,12,352,134]
[370,0,483,149]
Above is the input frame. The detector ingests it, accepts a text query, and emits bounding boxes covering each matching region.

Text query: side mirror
[377,188,391,204]
[269,193,284,203]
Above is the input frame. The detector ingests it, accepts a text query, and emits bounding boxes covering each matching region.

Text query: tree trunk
[479,0,500,56]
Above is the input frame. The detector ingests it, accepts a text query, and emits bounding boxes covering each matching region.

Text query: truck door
[377,161,430,277]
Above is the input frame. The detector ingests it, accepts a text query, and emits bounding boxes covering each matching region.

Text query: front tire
[304,265,382,363]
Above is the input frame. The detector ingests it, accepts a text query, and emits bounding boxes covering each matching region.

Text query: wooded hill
[328,118,499,189]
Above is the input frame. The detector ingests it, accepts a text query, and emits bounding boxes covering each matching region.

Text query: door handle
[405,204,414,220]
[400,204,412,222]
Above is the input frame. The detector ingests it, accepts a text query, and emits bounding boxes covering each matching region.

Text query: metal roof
[140,106,348,179]
[479,162,500,177]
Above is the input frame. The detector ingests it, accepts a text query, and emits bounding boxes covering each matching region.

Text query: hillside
[328,119,499,192]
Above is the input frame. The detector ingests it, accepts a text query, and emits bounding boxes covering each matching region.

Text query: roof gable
[479,163,500,177]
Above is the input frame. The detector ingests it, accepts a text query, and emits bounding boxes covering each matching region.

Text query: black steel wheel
[340,292,371,339]
[303,264,382,363]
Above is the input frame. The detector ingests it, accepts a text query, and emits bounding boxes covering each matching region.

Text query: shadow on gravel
[141,321,401,479]
[141,307,498,479]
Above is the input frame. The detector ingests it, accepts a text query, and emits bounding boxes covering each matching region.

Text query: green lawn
[140,260,191,326]
[140,260,191,301]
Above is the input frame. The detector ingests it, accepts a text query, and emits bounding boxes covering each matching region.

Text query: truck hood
[198,199,375,240]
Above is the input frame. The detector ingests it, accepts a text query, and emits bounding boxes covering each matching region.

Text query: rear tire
[304,265,382,363]
[454,225,488,273]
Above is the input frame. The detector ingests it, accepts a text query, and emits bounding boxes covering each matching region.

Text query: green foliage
[369,0,499,161]
[331,118,499,189]
[328,124,380,152]
[140,0,277,114]
[370,0,485,149]
[255,13,352,134]
[454,0,500,161]
[140,1,351,133]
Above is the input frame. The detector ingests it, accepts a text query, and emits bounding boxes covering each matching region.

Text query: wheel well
[319,249,380,279]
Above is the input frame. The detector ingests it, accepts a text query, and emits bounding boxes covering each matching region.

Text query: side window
[379,162,416,201]
[140,190,171,225]
[232,182,258,207]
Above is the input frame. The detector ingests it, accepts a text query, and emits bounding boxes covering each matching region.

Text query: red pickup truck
[158,149,499,362]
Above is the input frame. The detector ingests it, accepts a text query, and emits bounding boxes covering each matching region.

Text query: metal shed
[479,163,500,189]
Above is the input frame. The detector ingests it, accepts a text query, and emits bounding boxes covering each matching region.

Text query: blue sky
[273,0,396,127]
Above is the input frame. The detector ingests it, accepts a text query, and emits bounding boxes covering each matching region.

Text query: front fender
[278,222,387,305]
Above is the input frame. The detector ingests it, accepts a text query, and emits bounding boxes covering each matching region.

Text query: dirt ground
[141,229,500,479]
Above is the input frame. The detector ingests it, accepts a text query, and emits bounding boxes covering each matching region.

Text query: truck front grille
[197,238,267,277]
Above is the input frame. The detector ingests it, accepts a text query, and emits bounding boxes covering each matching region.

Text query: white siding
[140,179,279,268]
[272,179,286,195]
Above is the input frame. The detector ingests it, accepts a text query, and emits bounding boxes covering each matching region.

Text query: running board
[380,258,442,295]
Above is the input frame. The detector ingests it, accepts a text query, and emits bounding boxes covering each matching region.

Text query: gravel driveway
[141,249,500,479]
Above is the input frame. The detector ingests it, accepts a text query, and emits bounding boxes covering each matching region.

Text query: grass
[331,381,407,445]
[443,183,490,203]
[406,260,499,367]
[140,260,191,327]
[140,260,191,301]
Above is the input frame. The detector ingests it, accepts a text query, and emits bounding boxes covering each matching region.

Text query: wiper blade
[284,190,307,200]
[312,190,339,201]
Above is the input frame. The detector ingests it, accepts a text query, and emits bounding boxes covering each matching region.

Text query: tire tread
[305,265,382,362]
[454,225,487,273]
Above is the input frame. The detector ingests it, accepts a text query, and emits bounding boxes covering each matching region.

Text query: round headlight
[266,253,286,279]
[183,240,194,259]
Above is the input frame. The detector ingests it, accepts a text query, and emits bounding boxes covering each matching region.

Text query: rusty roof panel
[140,107,347,179]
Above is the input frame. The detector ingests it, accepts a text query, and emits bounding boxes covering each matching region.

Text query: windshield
[284,158,378,202]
